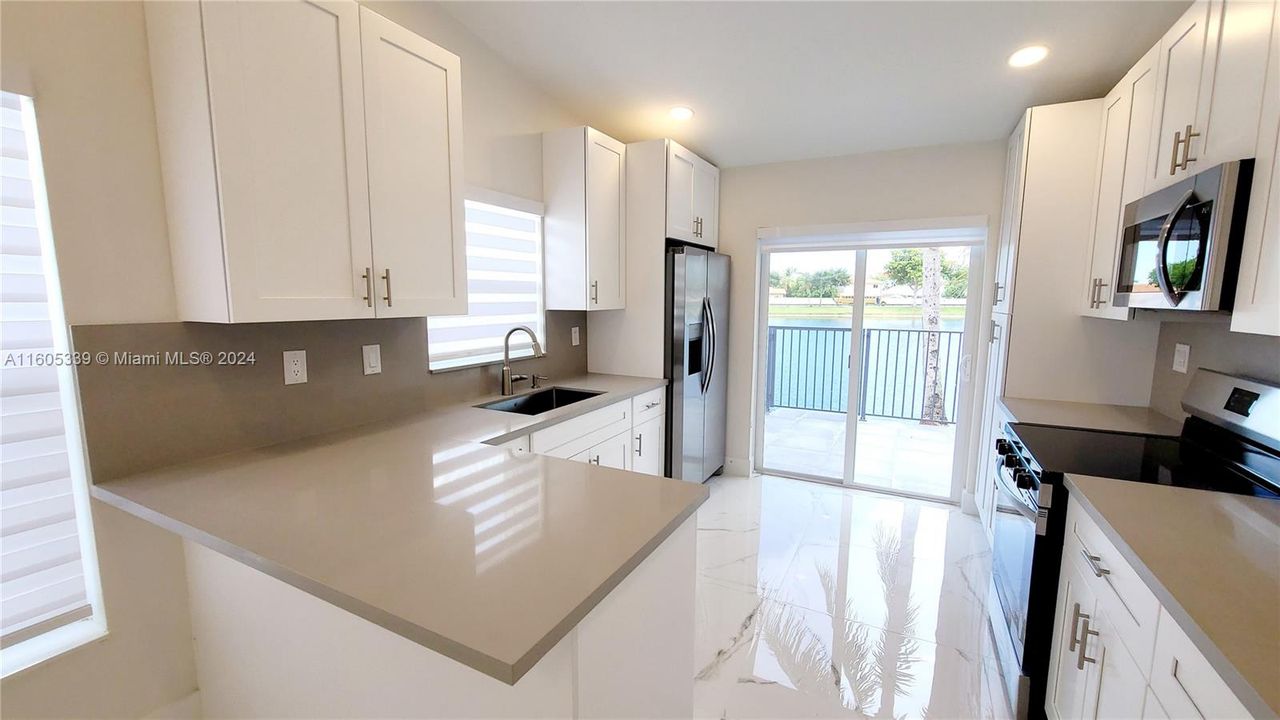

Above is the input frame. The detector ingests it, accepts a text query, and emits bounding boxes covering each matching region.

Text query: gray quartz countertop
[999,397,1184,436]
[1064,474,1280,717]
[92,373,708,685]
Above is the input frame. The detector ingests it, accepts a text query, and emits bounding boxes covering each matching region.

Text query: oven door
[989,465,1038,670]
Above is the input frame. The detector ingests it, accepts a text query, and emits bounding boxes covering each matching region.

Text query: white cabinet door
[1146,1,1212,193]
[1193,0,1276,171]
[1231,3,1280,337]
[975,312,1010,544]
[665,142,698,242]
[1150,609,1253,719]
[993,117,1026,315]
[359,7,466,318]
[1084,48,1157,320]
[201,0,375,322]
[632,415,665,476]
[692,158,719,248]
[573,432,631,471]
[1086,602,1149,720]
[586,128,626,310]
[1047,553,1099,720]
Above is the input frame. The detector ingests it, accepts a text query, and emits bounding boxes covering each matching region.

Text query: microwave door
[1156,191,1212,307]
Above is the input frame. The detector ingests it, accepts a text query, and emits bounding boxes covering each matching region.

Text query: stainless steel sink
[475,387,602,416]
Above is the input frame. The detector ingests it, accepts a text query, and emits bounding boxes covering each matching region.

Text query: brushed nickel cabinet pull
[362,268,373,307]
[1170,129,1183,176]
[635,434,643,456]
[1069,602,1089,652]
[1076,617,1099,670]
[1181,125,1200,170]
[1096,281,1109,308]
[993,281,1005,305]
[643,400,661,410]
[589,455,600,465]
[381,268,393,307]
[1081,549,1110,578]
[590,280,598,305]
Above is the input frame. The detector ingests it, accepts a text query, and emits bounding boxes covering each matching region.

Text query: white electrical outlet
[571,326,580,346]
[283,350,307,385]
[1172,343,1190,374]
[362,344,382,375]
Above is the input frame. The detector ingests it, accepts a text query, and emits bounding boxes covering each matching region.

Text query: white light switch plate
[1172,343,1190,374]
[283,350,307,385]
[571,326,580,346]
[362,344,382,375]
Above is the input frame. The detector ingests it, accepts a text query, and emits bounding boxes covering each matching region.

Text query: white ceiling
[440,1,1191,167]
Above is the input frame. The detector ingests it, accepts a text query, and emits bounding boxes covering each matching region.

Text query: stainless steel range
[987,370,1280,719]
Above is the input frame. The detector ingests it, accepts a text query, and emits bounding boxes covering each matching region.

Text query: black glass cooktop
[1008,420,1280,499]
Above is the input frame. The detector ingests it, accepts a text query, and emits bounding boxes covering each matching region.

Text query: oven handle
[994,465,1038,524]
[1155,188,1197,306]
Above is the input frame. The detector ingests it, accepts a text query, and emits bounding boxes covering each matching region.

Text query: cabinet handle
[1069,602,1089,653]
[590,280,598,305]
[989,319,1001,344]
[1076,617,1099,670]
[1180,125,1200,170]
[1095,281,1108,308]
[1081,549,1110,578]
[643,401,661,410]
[993,281,1005,305]
[635,434,643,456]
[1171,658,1206,719]
[589,455,600,465]
[1170,129,1184,176]
[362,268,373,308]
[381,268,393,307]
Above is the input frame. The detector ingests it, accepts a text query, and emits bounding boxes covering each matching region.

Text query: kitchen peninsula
[92,375,706,718]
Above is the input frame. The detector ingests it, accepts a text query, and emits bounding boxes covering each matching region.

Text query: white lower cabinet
[572,432,631,471]
[1049,498,1255,720]
[632,415,665,477]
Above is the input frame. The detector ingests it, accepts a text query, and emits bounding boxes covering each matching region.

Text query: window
[427,196,545,371]
[0,90,105,675]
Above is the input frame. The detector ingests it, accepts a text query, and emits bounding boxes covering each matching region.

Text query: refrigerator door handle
[703,296,717,395]
[700,297,712,395]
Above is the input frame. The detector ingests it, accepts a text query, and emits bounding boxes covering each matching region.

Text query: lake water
[765,316,966,421]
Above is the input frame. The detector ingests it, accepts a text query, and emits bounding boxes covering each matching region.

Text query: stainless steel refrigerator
[665,244,729,483]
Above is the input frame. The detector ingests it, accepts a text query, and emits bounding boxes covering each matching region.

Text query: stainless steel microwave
[1113,160,1253,311]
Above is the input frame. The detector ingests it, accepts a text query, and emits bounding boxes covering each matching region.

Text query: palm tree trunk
[920,248,946,425]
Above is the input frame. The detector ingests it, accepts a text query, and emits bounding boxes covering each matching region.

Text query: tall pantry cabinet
[146,0,466,322]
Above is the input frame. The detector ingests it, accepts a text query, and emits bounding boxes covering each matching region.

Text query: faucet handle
[532,375,549,389]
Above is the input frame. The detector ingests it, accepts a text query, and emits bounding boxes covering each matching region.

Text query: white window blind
[0,90,100,655]
[428,199,545,371]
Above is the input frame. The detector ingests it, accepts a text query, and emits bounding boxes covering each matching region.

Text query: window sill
[1,617,108,680]
[428,349,537,374]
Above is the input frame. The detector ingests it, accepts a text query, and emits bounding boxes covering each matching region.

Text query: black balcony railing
[765,326,963,423]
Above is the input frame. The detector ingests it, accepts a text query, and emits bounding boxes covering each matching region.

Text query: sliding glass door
[756,241,981,503]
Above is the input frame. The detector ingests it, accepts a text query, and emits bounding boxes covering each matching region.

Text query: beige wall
[1149,318,1280,420]
[0,1,583,716]
[716,141,1008,470]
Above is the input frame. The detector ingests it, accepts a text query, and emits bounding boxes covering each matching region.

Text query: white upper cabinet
[1232,2,1280,337]
[146,0,465,322]
[359,7,466,318]
[665,141,719,249]
[993,116,1027,315]
[1083,47,1158,320]
[544,126,627,311]
[1146,0,1275,193]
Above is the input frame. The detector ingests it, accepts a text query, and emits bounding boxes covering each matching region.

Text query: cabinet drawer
[531,400,630,456]
[1150,610,1251,719]
[1066,500,1161,671]
[632,387,665,424]
[569,430,631,471]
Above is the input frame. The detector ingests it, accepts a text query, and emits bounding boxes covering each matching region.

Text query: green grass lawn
[769,304,966,319]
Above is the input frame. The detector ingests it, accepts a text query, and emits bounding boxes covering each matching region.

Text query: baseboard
[143,690,202,719]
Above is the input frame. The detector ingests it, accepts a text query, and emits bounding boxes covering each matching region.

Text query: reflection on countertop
[91,373,707,685]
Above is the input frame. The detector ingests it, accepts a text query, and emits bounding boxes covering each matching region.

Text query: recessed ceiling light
[1008,45,1049,68]
[669,106,695,121]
